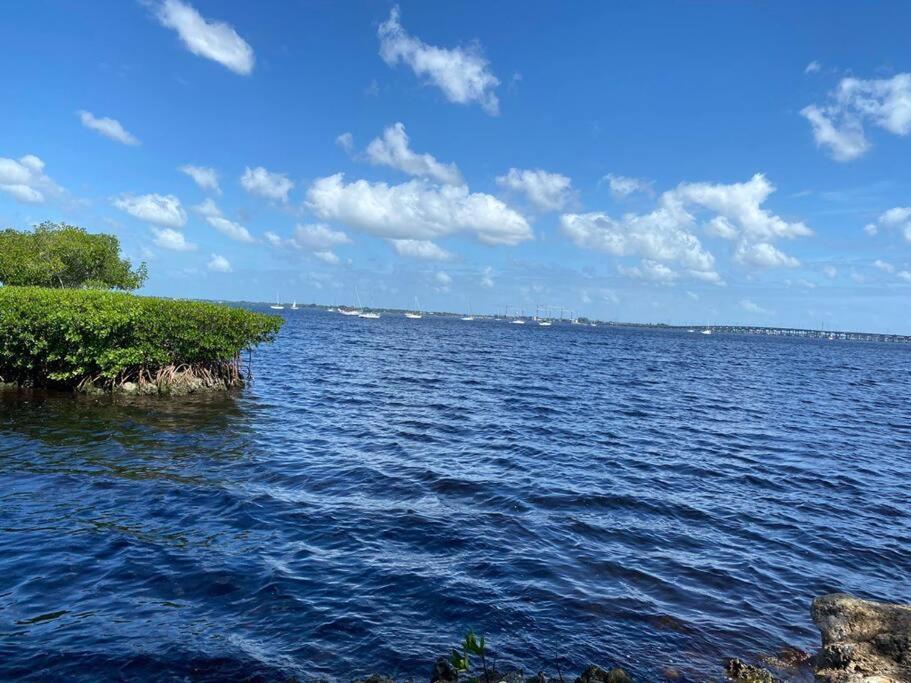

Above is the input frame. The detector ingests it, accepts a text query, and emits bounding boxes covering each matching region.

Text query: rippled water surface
[2,309,910,681]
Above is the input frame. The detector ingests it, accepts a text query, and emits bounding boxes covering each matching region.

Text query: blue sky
[2,1,910,332]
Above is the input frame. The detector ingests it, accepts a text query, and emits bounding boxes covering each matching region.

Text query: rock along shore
[353,595,911,683]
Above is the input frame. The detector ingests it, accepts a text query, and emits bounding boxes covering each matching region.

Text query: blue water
[2,309,910,681]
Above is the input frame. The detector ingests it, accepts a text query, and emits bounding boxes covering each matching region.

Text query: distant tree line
[0,221,147,290]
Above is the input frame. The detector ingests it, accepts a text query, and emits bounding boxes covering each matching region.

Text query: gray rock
[812,593,911,682]
[723,658,776,682]
[430,657,457,683]
[574,664,633,683]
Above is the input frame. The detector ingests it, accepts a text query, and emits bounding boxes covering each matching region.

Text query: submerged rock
[430,657,457,683]
[812,593,911,682]
[574,664,633,683]
[723,658,777,682]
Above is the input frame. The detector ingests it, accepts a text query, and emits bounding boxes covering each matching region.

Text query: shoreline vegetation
[0,223,282,395]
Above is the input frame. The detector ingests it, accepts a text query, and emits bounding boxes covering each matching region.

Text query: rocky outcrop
[812,594,911,682]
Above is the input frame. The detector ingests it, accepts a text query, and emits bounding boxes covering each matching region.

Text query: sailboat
[355,287,380,319]
[461,299,475,321]
[290,300,299,311]
[269,292,284,310]
[701,328,713,335]
[339,288,364,316]
[510,308,526,324]
[405,296,423,319]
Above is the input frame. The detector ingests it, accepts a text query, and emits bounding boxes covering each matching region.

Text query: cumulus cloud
[114,193,187,228]
[292,223,351,250]
[78,111,140,146]
[560,208,718,282]
[870,206,911,242]
[734,242,800,268]
[314,250,340,265]
[378,6,500,115]
[562,173,808,280]
[603,173,653,199]
[0,155,62,203]
[496,168,573,212]
[674,174,812,241]
[391,239,453,260]
[805,60,822,74]
[898,270,911,283]
[241,166,294,202]
[152,227,196,251]
[179,164,220,193]
[336,132,354,153]
[873,259,894,273]
[618,260,678,283]
[306,173,531,246]
[194,198,254,242]
[207,253,232,272]
[365,122,462,185]
[434,270,453,291]
[480,266,494,288]
[156,0,254,75]
[822,265,838,279]
[801,73,911,160]
[740,299,770,314]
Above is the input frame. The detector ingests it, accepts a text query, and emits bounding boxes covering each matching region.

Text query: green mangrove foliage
[0,287,283,393]
[0,222,147,290]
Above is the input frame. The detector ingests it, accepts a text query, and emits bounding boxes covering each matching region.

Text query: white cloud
[156,0,254,75]
[801,73,911,160]
[314,250,340,265]
[870,206,911,242]
[740,298,769,314]
[734,241,800,268]
[114,193,187,228]
[805,60,822,74]
[179,164,220,193]
[898,270,911,282]
[306,173,531,245]
[496,168,572,212]
[560,209,718,280]
[880,206,911,226]
[152,227,196,251]
[603,173,652,199]
[366,122,462,185]
[241,166,294,202]
[800,105,870,161]
[686,291,699,300]
[193,198,254,242]
[873,259,894,273]
[293,223,351,250]
[207,253,232,272]
[77,111,140,146]
[822,265,838,278]
[336,132,354,153]
[0,155,61,203]
[435,271,453,291]
[563,173,808,278]
[263,231,284,247]
[673,174,812,241]
[378,6,500,115]
[480,266,494,288]
[619,260,678,283]
[391,239,453,260]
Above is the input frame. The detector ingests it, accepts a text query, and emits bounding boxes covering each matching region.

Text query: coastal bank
[0,286,282,395]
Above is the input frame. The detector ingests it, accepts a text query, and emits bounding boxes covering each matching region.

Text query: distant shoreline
[197,300,911,344]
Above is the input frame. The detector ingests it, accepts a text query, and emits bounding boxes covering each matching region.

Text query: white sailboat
[290,300,299,310]
[538,319,552,327]
[701,328,713,335]
[405,296,423,319]
[355,287,380,319]
[339,288,364,316]
[269,292,284,310]
[461,299,475,321]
